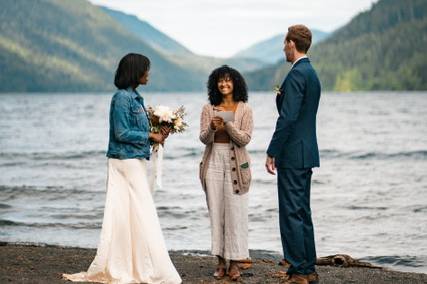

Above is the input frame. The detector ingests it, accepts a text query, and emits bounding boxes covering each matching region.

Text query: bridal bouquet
[146,105,188,191]
[147,105,188,134]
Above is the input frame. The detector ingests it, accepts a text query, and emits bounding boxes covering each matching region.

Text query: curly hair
[207,65,248,106]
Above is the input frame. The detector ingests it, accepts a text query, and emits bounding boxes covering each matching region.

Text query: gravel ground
[1,243,426,283]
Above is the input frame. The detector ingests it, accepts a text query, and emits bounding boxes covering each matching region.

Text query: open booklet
[214,111,234,122]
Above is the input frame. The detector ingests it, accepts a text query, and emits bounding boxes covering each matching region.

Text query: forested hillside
[233,29,329,64]
[245,0,427,91]
[0,0,204,92]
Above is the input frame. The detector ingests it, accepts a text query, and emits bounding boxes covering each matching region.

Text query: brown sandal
[228,261,241,281]
[237,258,252,270]
[213,266,226,279]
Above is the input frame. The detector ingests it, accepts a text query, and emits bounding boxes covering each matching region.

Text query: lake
[0,91,426,273]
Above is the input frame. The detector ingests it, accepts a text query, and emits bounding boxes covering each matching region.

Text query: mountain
[233,29,330,64]
[101,7,192,57]
[0,0,204,92]
[245,0,427,91]
[101,6,268,75]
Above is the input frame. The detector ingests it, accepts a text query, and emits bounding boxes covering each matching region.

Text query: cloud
[89,0,376,57]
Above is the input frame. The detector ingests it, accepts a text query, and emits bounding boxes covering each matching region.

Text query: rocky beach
[1,243,426,283]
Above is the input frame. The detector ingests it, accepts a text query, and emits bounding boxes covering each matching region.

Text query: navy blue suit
[267,57,321,275]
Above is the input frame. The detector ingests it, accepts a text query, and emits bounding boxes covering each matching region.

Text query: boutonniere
[273,85,281,96]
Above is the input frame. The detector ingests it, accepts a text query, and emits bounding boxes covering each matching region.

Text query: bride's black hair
[207,65,248,106]
[114,53,150,90]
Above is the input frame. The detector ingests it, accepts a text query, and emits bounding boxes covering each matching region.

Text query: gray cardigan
[199,102,253,195]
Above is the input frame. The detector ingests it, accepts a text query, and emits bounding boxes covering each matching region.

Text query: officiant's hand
[210,117,224,131]
[149,132,164,144]
[265,155,276,175]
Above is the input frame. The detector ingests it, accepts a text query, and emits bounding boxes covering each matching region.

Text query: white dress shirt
[291,55,308,68]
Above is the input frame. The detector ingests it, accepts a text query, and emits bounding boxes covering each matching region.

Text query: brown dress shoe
[282,274,308,284]
[213,266,226,280]
[278,258,291,267]
[307,272,319,284]
[228,261,241,281]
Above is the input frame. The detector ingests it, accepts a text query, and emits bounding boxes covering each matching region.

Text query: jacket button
[233,180,238,185]
[231,147,235,150]
[231,157,235,160]
[232,167,236,171]
[235,190,240,194]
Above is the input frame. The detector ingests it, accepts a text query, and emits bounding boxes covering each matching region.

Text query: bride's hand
[149,132,164,144]
[160,126,171,139]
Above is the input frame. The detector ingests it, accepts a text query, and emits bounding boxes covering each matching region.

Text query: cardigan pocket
[240,163,251,185]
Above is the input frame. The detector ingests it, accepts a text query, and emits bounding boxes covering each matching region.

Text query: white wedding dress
[63,158,182,284]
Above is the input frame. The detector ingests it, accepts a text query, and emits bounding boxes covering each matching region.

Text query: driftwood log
[237,254,382,270]
[316,254,382,269]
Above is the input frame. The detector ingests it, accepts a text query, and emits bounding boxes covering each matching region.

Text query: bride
[63,53,182,284]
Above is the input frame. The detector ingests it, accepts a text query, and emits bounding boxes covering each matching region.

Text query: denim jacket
[106,88,151,160]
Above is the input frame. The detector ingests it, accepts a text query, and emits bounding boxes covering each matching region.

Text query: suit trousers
[205,143,249,260]
[277,167,316,275]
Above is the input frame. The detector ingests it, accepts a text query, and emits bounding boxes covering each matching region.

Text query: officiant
[199,65,254,281]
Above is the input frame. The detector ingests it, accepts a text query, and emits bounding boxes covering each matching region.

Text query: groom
[265,25,321,284]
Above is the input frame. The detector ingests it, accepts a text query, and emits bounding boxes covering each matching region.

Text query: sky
[89,0,377,58]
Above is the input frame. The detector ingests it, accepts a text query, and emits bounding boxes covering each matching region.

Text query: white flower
[153,105,176,123]
[174,117,183,128]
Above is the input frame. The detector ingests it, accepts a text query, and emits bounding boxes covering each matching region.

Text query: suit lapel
[275,58,309,113]
[276,92,282,112]
[276,75,288,112]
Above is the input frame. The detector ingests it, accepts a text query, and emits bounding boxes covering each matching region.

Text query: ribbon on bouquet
[149,143,164,193]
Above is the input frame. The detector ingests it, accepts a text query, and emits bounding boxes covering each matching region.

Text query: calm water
[0,92,426,273]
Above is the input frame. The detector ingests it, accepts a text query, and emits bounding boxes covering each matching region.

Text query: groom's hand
[265,155,276,175]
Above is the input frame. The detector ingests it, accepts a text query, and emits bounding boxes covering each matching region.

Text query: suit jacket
[267,57,321,169]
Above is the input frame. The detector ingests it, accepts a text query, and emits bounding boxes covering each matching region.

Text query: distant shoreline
[1,242,426,283]
[0,90,426,95]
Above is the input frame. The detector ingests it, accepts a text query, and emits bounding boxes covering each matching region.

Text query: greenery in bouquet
[147,105,188,135]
